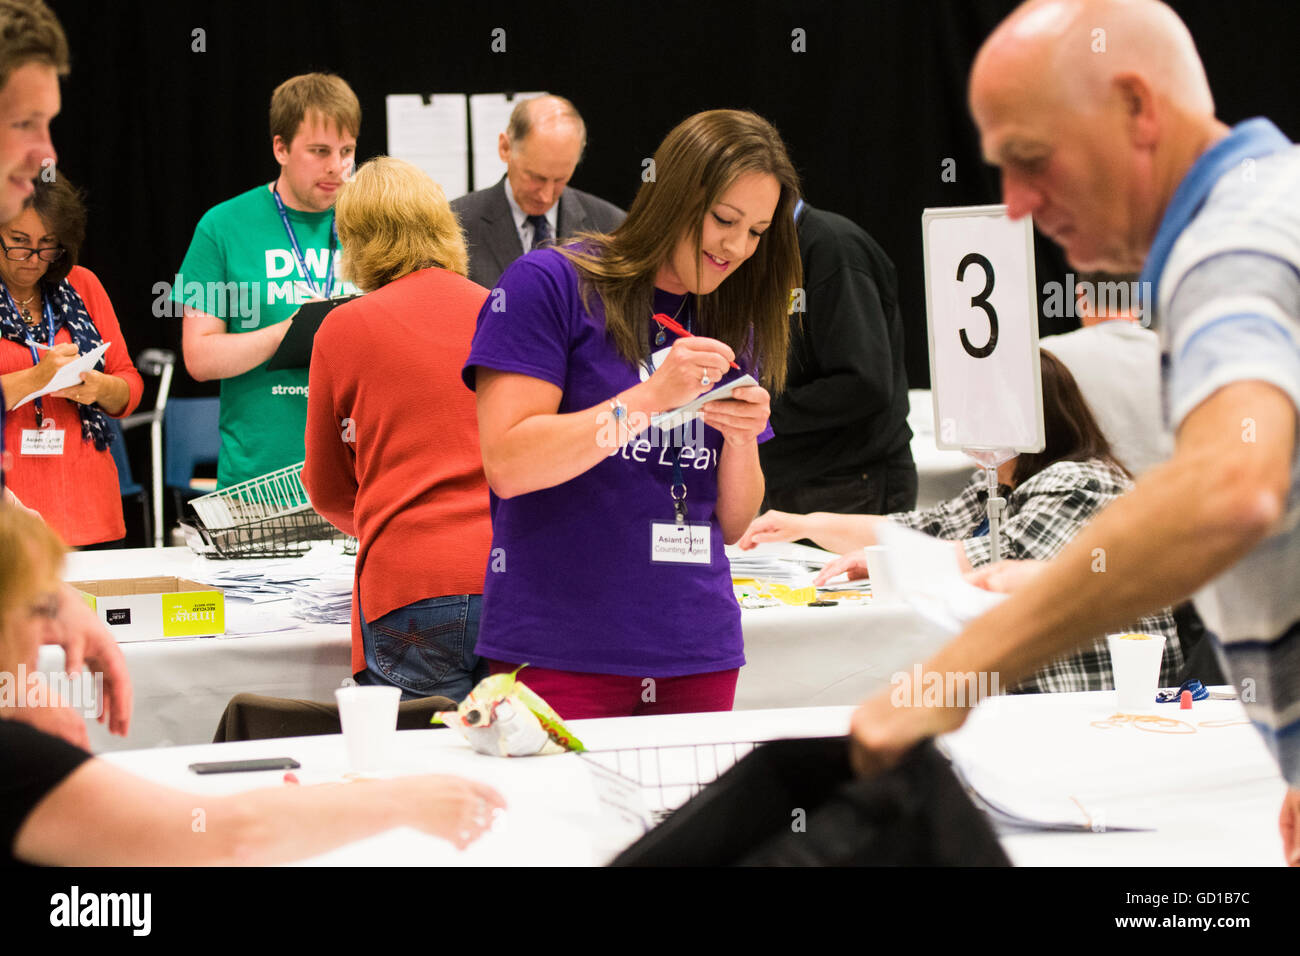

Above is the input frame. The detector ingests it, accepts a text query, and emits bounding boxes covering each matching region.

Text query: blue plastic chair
[107,417,150,545]
[164,397,221,510]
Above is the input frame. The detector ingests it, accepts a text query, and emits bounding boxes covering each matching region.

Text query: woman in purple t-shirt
[463,110,803,719]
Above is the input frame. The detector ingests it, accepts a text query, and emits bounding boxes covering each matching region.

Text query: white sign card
[921,204,1044,453]
[384,94,469,199]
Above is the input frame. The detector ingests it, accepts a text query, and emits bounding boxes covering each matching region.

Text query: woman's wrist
[623,378,666,416]
[2,368,41,408]
[99,375,130,416]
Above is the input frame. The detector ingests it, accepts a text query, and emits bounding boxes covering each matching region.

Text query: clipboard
[266,295,360,370]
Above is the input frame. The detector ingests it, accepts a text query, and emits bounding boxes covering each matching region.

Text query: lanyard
[4,286,56,426]
[671,448,687,529]
[271,185,338,299]
[646,320,694,538]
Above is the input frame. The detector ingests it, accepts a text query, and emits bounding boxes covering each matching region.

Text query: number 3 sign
[921,204,1044,454]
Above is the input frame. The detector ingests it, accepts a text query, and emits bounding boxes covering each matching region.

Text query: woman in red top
[0,176,142,546]
[303,157,493,702]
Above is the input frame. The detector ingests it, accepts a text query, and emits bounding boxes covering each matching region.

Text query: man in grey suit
[451,94,626,289]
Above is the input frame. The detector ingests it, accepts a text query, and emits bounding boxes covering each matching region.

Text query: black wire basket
[182,462,358,559]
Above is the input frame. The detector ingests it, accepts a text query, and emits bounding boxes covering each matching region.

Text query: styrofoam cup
[1107,633,1166,710]
[335,686,401,772]
[864,546,898,604]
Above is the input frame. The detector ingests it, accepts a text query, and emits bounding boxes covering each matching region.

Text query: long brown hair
[557,109,802,392]
[1012,349,1131,486]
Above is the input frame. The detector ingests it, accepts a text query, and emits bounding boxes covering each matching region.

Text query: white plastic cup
[1107,633,1166,710]
[864,546,898,604]
[335,686,401,772]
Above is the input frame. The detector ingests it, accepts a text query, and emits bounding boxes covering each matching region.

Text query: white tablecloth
[46,545,955,753]
[100,694,1288,866]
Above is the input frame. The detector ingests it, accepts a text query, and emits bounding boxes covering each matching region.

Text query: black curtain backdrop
[49,0,1300,403]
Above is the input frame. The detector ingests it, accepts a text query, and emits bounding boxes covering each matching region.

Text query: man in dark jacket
[760,199,916,515]
[451,95,624,289]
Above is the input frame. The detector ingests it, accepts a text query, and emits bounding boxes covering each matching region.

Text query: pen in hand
[651,313,742,371]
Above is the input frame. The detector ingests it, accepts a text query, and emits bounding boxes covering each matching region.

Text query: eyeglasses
[0,236,65,262]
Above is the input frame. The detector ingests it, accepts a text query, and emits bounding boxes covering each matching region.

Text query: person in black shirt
[760,200,916,515]
[0,503,505,865]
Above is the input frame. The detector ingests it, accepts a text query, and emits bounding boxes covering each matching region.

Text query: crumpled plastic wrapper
[433,667,586,757]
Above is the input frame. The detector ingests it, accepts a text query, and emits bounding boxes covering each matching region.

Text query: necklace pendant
[654,328,666,346]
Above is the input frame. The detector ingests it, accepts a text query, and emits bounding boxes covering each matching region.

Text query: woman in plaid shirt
[740,350,1184,693]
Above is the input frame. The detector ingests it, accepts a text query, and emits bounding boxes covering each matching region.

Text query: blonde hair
[335,156,469,290]
[269,72,361,146]
[558,109,802,392]
[0,503,64,669]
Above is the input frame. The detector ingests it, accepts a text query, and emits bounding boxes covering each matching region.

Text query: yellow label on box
[161,592,225,637]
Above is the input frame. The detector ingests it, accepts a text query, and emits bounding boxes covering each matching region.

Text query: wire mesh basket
[580,740,761,826]
[182,461,357,559]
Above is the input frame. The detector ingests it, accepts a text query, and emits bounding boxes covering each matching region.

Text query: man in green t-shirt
[173,72,361,488]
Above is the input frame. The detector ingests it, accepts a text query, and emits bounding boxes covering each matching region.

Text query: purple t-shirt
[462,247,771,677]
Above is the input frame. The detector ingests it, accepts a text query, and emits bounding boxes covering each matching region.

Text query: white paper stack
[13,341,111,408]
[186,544,356,626]
[283,566,354,624]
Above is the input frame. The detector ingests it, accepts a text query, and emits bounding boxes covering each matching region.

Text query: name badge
[21,428,65,456]
[650,522,711,564]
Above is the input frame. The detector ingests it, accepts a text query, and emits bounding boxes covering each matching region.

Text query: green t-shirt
[173,184,359,488]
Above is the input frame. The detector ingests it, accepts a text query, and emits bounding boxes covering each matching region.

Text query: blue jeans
[355,594,486,703]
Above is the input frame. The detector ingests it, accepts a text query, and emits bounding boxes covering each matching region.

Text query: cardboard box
[70,577,226,642]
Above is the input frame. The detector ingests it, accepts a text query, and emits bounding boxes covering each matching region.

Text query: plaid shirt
[889,459,1184,694]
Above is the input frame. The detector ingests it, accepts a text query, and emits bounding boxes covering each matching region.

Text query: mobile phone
[188,757,301,774]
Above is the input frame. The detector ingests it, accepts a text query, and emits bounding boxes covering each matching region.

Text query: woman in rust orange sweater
[0,175,142,546]
[303,157,493,702]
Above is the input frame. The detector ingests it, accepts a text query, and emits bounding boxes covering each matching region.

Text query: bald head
[506,94,587,152]
[973,0,1213,119]
[969,0,1227,272]
[498,94,588,217]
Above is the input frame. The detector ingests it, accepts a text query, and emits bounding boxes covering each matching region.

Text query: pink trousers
[487,660,739,720]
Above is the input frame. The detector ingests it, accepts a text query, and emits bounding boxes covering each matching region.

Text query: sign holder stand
[963,445,1015,562]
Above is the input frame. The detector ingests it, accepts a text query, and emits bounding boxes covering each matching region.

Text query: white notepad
[651,374,758,432]
[13,341,112,409]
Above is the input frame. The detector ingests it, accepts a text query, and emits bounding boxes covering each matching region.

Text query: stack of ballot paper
[725,542,832,587]
[185,544,355,626]
[282,566,354,624]
[726,553,817,585]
